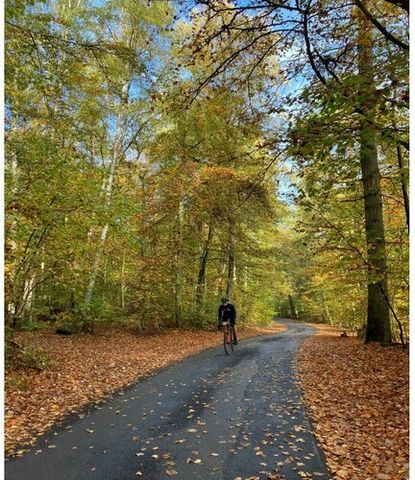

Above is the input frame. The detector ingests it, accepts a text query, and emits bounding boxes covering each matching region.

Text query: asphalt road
[5,319,332,480]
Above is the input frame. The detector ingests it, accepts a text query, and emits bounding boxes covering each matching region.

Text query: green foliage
[4,0,408,342]
[19,320,50,332]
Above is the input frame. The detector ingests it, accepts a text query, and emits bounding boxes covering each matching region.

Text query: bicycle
[222,321,235,355]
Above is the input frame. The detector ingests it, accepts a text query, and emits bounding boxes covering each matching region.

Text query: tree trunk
[83,81,130,318]
[217,263,227,296]
[288,295,297,319]
[322,293,333,325]
[226,221,235,300]
[6,148,19,326]
[357,2,392,343]
[391,88,409,232]
[396,142,409,232]
[22,272,36,317]
[120,250,126,309]
[174,200,184,328]
[195,222,213,323]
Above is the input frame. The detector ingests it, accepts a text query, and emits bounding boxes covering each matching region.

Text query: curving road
[5,319,331,480]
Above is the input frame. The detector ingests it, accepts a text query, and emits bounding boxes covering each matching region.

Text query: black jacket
[218,303,236,324]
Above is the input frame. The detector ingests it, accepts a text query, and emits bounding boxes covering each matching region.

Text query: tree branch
[354,0,409,50]
[302,9,327,86]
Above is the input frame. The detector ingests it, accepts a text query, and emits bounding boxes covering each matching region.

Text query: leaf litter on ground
[299,324,408,480]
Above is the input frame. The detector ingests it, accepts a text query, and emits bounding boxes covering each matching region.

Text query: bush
[54,311,83,334]
[20,319,50,332]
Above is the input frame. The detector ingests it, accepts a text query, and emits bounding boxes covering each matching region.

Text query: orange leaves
[198,166,239,182]
[5,324,283,456]
[299,334,409,480]
[190,166,251,219]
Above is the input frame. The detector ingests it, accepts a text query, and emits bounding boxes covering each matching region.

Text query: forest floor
[299,324,409,480]
[5,322,286,457]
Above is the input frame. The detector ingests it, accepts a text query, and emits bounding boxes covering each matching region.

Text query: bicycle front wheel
[223,326,234,355]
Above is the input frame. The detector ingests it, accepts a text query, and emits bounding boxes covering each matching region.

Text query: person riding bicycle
[218,296,238,345]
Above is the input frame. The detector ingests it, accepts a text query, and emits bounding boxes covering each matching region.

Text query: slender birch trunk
[6,148,19,326]
[83,81,130,319]
[288,294,297,319]
[217,262,227,296]
[195,222,213,323]
[174,199,184,328]
[22,273,36,318]
[396,142,409,232]
[322,293,333,325]
[392,89,409,232]
[243,265,248,289]
[121,249,126,309]
[226,220,235,299]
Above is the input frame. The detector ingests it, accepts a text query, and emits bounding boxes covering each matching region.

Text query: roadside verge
[299,324,409,480]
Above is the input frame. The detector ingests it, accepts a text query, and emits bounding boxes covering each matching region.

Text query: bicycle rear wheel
[223,325,234,355]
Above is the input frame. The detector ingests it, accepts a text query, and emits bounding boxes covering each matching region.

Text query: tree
[356,1,391,343]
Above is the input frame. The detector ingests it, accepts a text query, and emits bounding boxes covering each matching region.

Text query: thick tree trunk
[357,3,392,343]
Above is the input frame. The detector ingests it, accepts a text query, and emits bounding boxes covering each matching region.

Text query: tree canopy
[5,0,408,343]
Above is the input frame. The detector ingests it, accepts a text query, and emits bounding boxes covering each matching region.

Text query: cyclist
[218,296,238,345]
